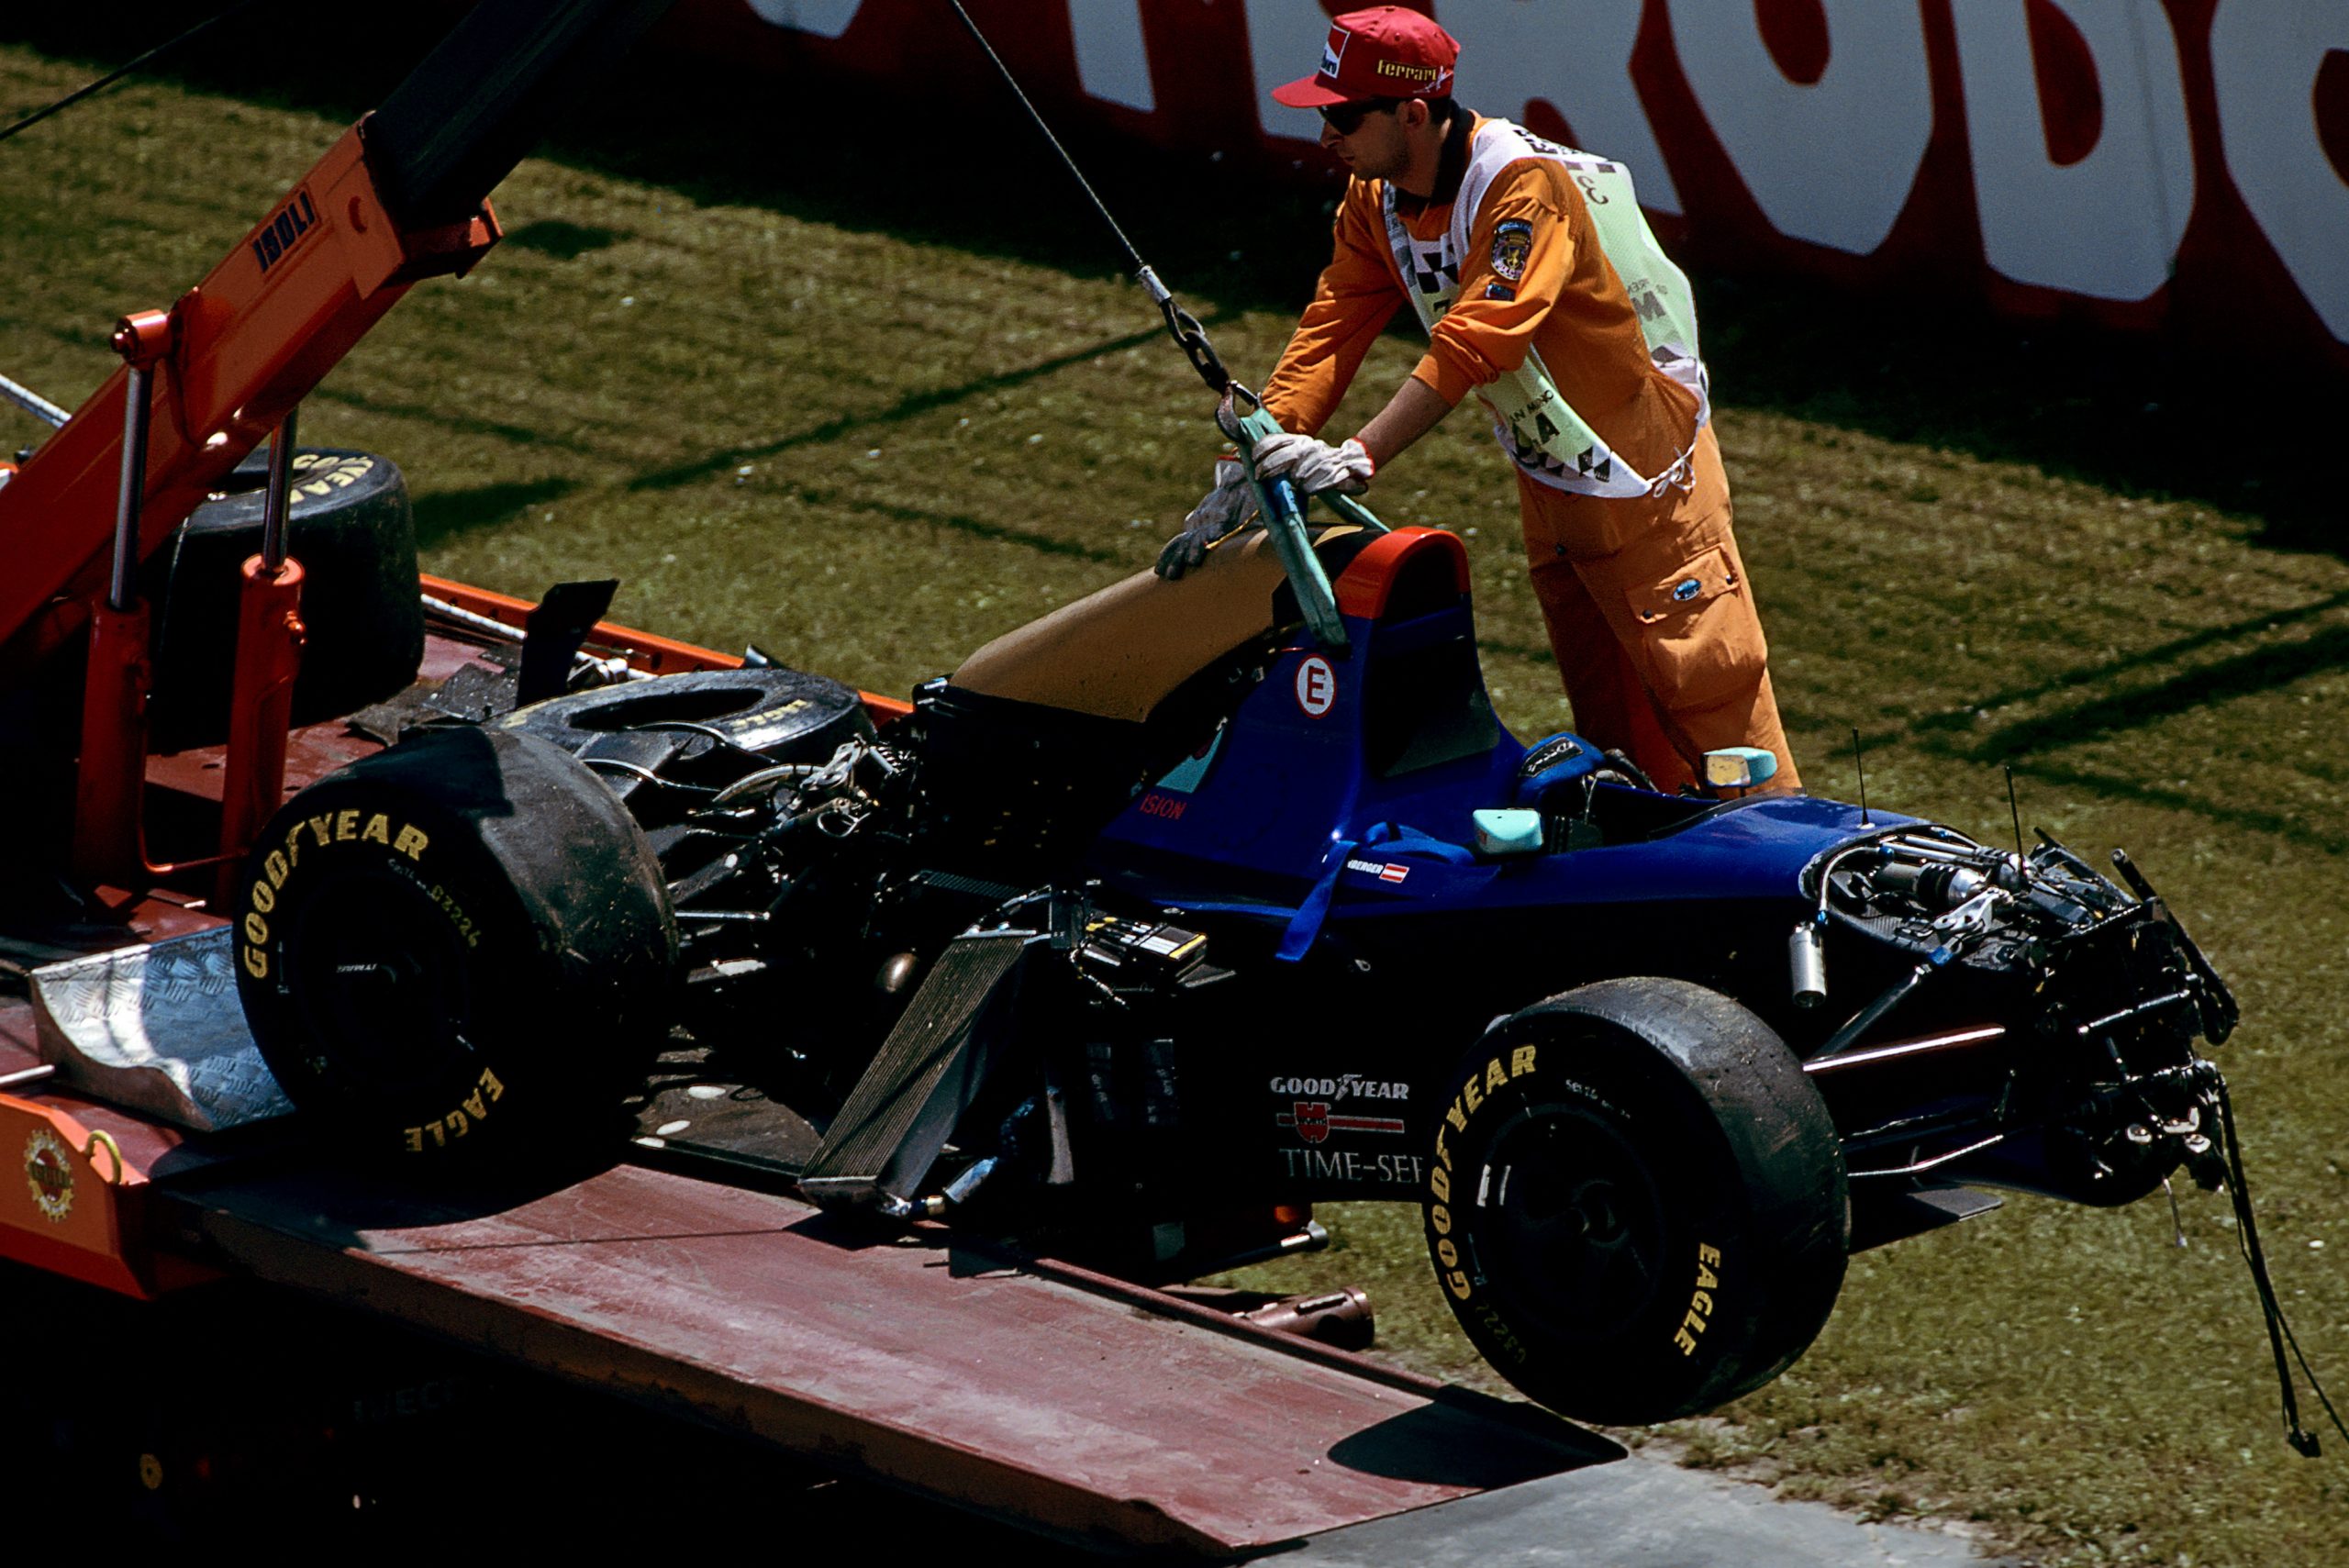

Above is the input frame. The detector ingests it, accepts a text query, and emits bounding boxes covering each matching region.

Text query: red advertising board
[652,0,2349,375]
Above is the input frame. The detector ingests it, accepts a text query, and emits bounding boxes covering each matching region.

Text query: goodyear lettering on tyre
[290,451,376,496]
[1427,1042,1538,1303]
[238,810,432,979]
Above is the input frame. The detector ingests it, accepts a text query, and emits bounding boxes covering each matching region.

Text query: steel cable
[0,1,274,146]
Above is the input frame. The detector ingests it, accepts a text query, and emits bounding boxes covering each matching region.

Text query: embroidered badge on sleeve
[1490,218,1534,283]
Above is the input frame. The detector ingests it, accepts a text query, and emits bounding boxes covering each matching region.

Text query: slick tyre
[1424,977,1846,1425]
[495,665,874,764]
[233,727,677,1164]
[144,448,423,751]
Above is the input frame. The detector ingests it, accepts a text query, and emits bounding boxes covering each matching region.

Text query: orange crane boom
[0,0,672,681]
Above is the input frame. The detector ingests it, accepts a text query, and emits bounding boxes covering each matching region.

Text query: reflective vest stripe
[1383,120,1708,498]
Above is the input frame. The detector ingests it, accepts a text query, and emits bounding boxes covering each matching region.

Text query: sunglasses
[1318,99,1398,135]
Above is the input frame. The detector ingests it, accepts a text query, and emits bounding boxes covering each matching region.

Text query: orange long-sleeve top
[1262,116,1700,486]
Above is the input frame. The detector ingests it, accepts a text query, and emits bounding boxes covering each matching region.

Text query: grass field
[3,18,2343,1563]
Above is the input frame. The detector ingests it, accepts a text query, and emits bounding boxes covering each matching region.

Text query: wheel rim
[279,869,482,1099]
[1474,1101,1675,1342]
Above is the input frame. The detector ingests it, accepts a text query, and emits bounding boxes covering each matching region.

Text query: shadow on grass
[1969,627,2349,764]
[501,217,627,260]
[5,6,2341,558]
[307,382,607,457]
[1853,599,2349,852]
[776,483,1128,566]
[2003,756,2343,854]
[413,476,579,550]
[1908,587,2349,738]
[629,320,1197,493]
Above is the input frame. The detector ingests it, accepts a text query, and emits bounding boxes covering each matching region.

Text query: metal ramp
[156,1158,1613,1555]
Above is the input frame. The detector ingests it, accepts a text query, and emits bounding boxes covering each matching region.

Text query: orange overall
[1262,117,1798,793]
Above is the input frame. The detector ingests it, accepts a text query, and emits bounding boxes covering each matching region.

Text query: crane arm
[0,0,673,679]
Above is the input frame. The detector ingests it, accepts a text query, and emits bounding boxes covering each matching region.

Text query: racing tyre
[144,448,423,751]
[233,727,677,1164]
[1425,977,1846,1424]
[495,665,874,763]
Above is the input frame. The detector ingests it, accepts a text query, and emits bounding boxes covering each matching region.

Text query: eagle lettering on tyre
[1421,977,1847,1426]
[234,728,677,1163]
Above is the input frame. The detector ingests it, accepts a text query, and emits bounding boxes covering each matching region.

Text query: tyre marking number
[427,884,483,950]
[1672,1242,1723,1355]
[1474,1299,1531,1366]
[1553,1075,1630,1120]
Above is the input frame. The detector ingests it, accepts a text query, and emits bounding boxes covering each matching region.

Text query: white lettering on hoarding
[2208,2,2349,341]
[1664,0,1931,255]
[743,0,862,40]
[1433,0,1679,214]
[1071,1,1154,112]
[1950,0,2195,301]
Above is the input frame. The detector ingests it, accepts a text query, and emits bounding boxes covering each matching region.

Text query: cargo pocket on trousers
[1623,543,1767,713]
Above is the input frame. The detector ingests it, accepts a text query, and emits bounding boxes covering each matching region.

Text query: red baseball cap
[1270,7,1461,109]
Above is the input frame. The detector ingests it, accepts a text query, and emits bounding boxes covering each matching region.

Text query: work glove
[1156,454,1261,580]
[1252,432,1374,496]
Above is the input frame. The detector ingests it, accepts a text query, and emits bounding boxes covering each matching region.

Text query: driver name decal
[1294,656,1336,717]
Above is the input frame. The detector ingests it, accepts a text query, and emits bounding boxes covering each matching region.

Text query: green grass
[4,29,2345,1564]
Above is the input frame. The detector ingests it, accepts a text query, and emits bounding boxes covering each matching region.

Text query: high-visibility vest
[1381,119,1709,498]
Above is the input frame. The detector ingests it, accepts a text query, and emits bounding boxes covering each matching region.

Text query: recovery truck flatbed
[0,3,1612,1534]
[0,568,1620,1549]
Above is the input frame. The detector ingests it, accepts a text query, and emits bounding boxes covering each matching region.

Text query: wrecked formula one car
[12,4,2334,1540]
[228,500,2243,1426]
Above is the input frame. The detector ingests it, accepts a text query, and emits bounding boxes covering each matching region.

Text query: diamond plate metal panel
[29,928,292,1131]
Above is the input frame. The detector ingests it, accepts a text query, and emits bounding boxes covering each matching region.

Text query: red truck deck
[0,995,1609,1553]
[164,1160,1608,1551]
